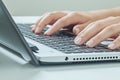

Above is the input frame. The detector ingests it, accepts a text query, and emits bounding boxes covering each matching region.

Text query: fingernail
[75,28,80,35]
[31,25,35,28]
[32,28,35,32]
[86,40,94,47]
[108,43,116,49]
[35,27,40,34]
[74,37,82,45]
[44,31,49,36]
[44,29,51,36]
[31,25,35,30]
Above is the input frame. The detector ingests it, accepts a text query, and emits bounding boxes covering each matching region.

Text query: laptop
[0,0,120,66]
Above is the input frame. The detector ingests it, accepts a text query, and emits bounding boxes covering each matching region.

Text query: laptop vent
[72,56,119,61]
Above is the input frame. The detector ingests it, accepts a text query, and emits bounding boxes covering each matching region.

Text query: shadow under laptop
[1,49,120,80]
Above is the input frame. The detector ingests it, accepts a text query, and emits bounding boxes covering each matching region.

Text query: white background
[3,0,120,16]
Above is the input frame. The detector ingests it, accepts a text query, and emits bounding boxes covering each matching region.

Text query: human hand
[32,11,100,35]
[74,16,120,50]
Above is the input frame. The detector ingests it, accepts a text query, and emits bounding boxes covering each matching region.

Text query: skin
[32,7,120,50]
[74,16,120,50]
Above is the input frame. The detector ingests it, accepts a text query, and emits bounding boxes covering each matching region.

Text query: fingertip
[44,30,51,36]
[31,25,35,28]
[44,33,49,36]
[74,37,80,45]
[73,27,81,35]
[86,40,95,48]
[31,28,35,32]
[44,26,56,36]
[74,37,84,45]
[31,25,36,32]
[35,30,41,34]
[108,43,116,50]
[34,27,42,34]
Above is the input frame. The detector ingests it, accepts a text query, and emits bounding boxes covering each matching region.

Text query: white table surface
[0,16,120,80]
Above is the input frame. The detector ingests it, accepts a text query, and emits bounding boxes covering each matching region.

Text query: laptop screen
[0,0,39,65]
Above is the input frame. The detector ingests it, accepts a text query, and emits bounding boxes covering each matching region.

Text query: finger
[74,17,120,45]
[35,12,67,34]
[44,12,89,36]
[32,16,43,32]
[108,35,120,50]
[73,21,92,35]
[86,23,120,47]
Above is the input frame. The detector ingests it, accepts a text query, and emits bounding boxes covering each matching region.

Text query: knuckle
[94,35,103,41]
[58,19,66,24]
[73,25,79,32]
[72,26,80,33]
[106,16,120,22]
[114,16,120,21]
[106,16,115,20]
[69,12,80,16]
[117,38,120,42]
[116,16,120,20]
[51,11,59,14]
[105,26,116,32]
[108,16,120,20]
[114,37,120,44]
[47,12,57,17]
[94,21,104,28]
[73,26,77,30]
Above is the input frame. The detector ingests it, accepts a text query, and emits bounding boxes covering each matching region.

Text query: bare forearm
[90,7,120,20]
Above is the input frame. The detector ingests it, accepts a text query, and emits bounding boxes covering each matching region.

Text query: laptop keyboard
[17,24,120,54]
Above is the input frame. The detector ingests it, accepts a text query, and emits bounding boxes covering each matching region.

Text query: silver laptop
[0,0,120,65]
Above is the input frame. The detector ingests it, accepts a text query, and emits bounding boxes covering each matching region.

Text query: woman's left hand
[74,16,120,50]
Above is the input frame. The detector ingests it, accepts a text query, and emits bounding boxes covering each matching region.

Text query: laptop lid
[0,0,39,65]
